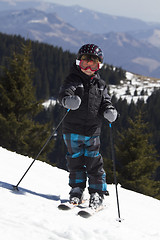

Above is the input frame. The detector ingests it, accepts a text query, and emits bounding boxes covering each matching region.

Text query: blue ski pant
[63,133,107,194]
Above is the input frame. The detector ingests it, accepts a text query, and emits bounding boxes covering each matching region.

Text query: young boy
[58,44,117,209]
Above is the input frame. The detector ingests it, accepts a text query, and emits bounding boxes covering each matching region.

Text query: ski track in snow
[0,147,160,240]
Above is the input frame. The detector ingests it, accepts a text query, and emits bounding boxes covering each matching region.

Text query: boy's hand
[75,84,84,98]
[104,106,118,122]
[65,84,84,98]
[62,95,81,110]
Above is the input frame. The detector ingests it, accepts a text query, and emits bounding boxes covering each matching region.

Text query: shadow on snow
[0,180,60,201]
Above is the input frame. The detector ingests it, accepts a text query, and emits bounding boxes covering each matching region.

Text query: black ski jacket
[58,64,112,136]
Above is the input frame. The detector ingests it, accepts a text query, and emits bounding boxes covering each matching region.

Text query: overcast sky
[44,0,160,23]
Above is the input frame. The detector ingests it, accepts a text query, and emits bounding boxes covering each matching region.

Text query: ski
[58,199,87,211]
[78,205,104,218]
[58,202,77,210]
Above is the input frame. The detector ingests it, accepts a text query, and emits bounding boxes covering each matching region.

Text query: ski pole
[109,123,122,222]
[13,109,70,191]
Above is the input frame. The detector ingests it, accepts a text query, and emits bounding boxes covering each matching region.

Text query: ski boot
[69,187,84,205]
[89,192,104,209]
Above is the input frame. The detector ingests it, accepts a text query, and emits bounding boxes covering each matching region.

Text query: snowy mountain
[0,2,160,77]
[0,1,159,34]
[0,146,160,240]
[37,3,160,51]
[36,3,154,34]
[130,27,160,48]
[0,8,81,49]
[0,8,160,78]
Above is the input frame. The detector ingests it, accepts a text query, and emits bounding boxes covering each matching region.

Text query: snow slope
[109,72,160,104]
[0,147,160,240]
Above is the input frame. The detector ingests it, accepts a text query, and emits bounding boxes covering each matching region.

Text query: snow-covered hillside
[0,147,160,240]
[109,72,160,103]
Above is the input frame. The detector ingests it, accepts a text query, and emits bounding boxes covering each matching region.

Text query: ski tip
[58,203,72,210]
[78,210,92,218]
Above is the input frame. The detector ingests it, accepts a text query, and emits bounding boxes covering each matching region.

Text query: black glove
[104,105,118,122]
[75,84,84,99]
[62,95,81,110]
[65,86,76,96]
[65,84,84,98]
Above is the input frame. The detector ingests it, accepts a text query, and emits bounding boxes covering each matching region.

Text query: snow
[42,98,56,109]
[109,72,160,104]
[0,146,160,240]
[28,17,48,24]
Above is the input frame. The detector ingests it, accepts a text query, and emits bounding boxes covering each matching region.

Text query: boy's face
[79,54,100,76]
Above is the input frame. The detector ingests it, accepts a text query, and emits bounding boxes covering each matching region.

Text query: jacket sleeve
[99,85,114,115]
[58,74,83,105]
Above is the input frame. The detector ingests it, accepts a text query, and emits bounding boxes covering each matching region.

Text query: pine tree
[0,41,53,160]
[115,112,160,199]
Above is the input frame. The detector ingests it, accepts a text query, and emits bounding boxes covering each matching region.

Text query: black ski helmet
[77,44,104,63]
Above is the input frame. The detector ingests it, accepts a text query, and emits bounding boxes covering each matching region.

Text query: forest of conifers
[0,32,159,199]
